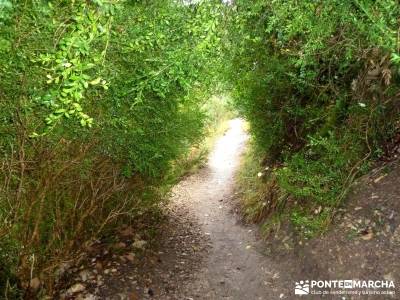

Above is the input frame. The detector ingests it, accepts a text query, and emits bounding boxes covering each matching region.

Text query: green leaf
[89,77,102,85]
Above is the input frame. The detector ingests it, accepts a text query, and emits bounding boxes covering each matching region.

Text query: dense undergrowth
[0,0,226,297]
[229,0,400,238]
[1,0,400,298]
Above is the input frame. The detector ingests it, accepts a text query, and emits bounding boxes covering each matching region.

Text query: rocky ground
[55,200,210,300]
[254,159,400,299]
[57,120,400,300]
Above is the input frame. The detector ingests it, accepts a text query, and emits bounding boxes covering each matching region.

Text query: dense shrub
[228,0,400,235]
[0,0,224,297]
[2,0,399,296]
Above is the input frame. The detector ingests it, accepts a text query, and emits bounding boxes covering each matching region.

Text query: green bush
[228,0,400,236]
[0,0,224,297]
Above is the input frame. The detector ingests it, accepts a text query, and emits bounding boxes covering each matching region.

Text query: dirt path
[171,119,285,299]
[59,118,289,300]
[59,119,400,300]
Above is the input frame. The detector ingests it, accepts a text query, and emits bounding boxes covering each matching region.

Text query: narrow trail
[73,119,291,300]
[172,119,285,299]
[61,118,400,300]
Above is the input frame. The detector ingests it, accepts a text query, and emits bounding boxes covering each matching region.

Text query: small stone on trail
[360,228,374,240]
[314,206,322,214]
[67,283,85,294]
[79,269,91,281]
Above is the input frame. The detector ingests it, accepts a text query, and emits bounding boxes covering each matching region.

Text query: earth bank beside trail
[257,159,400,299]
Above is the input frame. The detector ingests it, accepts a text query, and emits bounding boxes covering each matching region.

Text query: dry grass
[0,136,162,297]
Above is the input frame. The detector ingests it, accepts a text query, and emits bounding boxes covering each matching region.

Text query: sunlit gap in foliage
[209,118,248,177]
